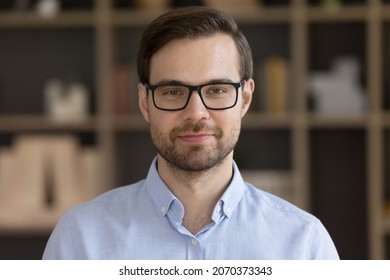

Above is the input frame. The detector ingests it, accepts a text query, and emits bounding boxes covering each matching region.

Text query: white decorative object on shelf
[66,82,89,121]
[241,170,292,203]
[308,56,366,116]
[44,79,89,122]
[36,0,60,19]
[44,78,65,120]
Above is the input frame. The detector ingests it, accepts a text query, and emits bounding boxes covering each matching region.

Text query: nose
[182,91,210,121]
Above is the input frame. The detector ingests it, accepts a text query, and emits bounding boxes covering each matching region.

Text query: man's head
[137,6,255,173]
[137,6,253,85]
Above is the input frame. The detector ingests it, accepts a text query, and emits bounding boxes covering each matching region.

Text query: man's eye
[207,88,226,94]
[160,88,185,96]
[165,90,179,95]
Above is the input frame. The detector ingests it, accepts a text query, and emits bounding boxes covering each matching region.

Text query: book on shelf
[0,135,103,229]
[112,64,133,116]
[260,56,289,116]
[0,136,47,225]
[14,136,48,216]
[384,202,390,233]
[0,148,18,223]
[80,146,104,200]
[49,136,86,210]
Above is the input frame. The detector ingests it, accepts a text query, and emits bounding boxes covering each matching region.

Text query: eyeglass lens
[153,83,239,110]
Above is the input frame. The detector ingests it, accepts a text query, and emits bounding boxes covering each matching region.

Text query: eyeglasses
[146,80,246,111]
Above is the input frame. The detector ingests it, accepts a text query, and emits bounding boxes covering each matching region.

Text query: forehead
[149,33,241,84]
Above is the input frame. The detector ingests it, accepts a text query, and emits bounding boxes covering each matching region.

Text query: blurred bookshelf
[0,0,389,260]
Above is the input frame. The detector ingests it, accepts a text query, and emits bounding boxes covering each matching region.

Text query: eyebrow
[151,78,237,86]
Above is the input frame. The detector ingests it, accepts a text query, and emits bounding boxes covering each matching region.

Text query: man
[43,6,339,259]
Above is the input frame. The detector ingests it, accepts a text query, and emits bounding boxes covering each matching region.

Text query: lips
[170,122,223,142]
[178,133,214,143]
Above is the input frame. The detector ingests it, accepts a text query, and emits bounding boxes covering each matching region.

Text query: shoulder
[242,182,318,224]
[93,180,145,203]
[241,183,339,259]
[62,180,147,221]
[43,181,149,259]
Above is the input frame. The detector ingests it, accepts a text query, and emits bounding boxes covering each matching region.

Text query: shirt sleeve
[42,211,81,260]
[307,219,340,260]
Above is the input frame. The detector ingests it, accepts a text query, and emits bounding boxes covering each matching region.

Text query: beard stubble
[150,121,239,172]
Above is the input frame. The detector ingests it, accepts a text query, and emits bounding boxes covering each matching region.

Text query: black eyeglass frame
[145,79,246,111]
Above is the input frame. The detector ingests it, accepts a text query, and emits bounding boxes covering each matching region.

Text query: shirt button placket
[187,236,203,260]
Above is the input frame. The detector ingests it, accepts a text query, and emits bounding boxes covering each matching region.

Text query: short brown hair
[137,6,253,84]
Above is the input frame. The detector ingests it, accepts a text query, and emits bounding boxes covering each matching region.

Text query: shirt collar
[145,158,177,217]
[217,161,245,218]
[145,157,246,219]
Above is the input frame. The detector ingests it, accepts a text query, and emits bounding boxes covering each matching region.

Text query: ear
[240,78,255,118]
[138,83,150,123]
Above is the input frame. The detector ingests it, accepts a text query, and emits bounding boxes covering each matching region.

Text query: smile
[177,133,214,143]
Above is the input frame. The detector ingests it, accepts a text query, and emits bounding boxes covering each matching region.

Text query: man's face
[138,33,254,172]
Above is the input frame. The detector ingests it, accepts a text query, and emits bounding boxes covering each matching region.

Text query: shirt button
[226,207,232,214]
[191,239,198,246]
[161,206,166,213]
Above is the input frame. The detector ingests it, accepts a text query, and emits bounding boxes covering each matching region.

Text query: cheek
[229,110,243,130]
[218,109,242,128]
[148,113,174,137]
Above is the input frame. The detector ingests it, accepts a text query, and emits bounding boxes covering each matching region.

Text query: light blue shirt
[43,158,339,260]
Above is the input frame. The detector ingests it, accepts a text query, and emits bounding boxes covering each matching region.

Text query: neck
[157,153,233,195]
[157,153,234,234]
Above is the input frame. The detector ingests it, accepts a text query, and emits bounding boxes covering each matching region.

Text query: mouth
[170,122,223,144]
[177,133,214,143]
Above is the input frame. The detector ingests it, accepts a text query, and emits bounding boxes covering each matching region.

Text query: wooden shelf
[112,9,171,26]
[0,11,95,28]
[382,112,390,128]
[112,6,292,26]
[0,213,58,235]
[0,116,98,132]
[112,115,149,131]
[242,112,293,129]
[0,221,55,235]
[306,6,368,23]
[308,114,368,128]
[384,214,390,234]
[225,6,291,24]
[382,5,390,20]
[111,112,295,131]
